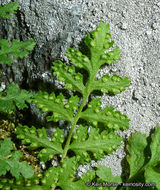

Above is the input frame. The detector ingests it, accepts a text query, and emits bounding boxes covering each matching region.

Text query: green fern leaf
[0,39,36,64]
[99,46,122,65]
[0,138,34,179]
[33,91,79,124]
[16,124,63,162]
[31,22,131,189]
[92,74,130,95]
[52,60,85,93]
[53,22,123,94]
[80,98,130,130]
[84,22,121,69]
[70,125,122,163]
[0,2,19,19]
[66,48,92,74]
[0,83,32,112]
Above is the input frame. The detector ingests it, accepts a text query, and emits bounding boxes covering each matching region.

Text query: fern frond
[99,46,122,66]
[52,60,85,93]
[80,98,129,130]
[0,2,19,19]
[31,22,131,188]
[70,125,123,163]
[0,83,33,112]
[0,39,36,64]
[84,22,121,69]
[32,22,130,165]
[92,74,130,95]
[0,138,34,179]
[16,124,64,162]
[66,48,92,74]
[33,91,80,124]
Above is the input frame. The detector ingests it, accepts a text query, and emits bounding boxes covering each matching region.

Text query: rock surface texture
[0,0,160,176]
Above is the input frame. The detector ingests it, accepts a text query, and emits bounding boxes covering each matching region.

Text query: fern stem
[61,92,89,162]
[61,75,94,162]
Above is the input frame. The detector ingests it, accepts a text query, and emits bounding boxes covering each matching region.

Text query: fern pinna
[14,22,130,190]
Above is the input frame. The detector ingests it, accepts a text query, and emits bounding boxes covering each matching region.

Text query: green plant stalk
[61,74,94,162]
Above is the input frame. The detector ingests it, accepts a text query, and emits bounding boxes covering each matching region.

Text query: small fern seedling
[14,22,131,189]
